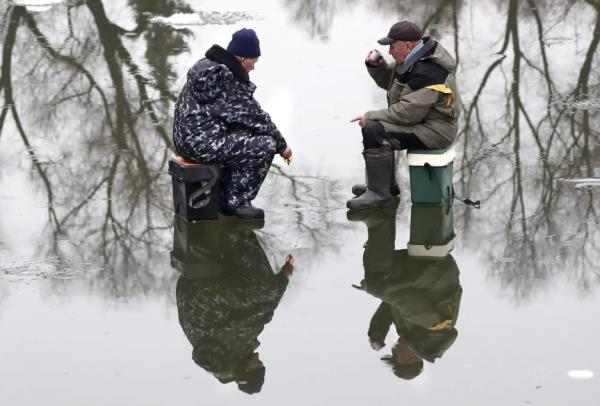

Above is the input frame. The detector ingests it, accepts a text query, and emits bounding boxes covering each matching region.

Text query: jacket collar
[395,36,437,75]
[205,44,250,83]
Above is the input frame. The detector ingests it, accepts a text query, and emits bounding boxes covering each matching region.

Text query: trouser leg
[361,121,427,150]
[216,132,277,210]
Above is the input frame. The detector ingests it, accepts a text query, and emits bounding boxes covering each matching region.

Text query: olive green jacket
[364,38,461,149]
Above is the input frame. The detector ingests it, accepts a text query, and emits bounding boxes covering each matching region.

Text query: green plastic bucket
[407,146,455,204]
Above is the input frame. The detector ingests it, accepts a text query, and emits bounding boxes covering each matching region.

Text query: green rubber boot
[351,154,400,197]
[347,147,394,211]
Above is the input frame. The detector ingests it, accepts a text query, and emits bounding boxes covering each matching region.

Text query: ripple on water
[0,258,101,281]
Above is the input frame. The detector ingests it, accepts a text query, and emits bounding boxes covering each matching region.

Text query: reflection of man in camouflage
[350,207,462,379]
[176,222,292,394]
[173,28,292,220]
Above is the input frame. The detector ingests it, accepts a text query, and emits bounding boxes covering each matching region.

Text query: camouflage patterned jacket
[176,229,289,382]
[173,45,287,161]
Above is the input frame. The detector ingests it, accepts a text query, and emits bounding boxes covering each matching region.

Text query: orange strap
[173,155,202,167]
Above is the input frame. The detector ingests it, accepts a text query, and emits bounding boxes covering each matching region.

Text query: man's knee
[362,121,386,149]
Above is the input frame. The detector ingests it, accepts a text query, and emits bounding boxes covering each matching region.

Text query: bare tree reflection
[0,1,350,299]
[283,0,462,40]
[454,0,600,301]
[283,0,359,40]
[282,0,600,299]
[1,0,599,302]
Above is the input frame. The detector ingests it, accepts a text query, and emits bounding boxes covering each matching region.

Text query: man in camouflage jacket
[348,21,461,211]
[173,28,292,220]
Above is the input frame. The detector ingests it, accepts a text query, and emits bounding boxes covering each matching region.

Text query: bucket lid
[407,238,455,258]
[407,145,456,167]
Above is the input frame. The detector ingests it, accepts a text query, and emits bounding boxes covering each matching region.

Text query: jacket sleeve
[193,66,288,152]
[211,99,288,152]
[368,302,393,340]
[366,61,395,90]
[363,87,438,126]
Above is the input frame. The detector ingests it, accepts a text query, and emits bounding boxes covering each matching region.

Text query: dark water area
[0,0,599,405]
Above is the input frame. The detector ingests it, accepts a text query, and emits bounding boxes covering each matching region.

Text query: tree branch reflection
[455,0,600,300]
[0,1,349,299]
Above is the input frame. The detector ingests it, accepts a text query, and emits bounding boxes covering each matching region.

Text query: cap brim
[377,36,394,45]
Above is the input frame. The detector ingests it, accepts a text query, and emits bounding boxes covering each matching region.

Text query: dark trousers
[179,129,277,210]
[362,121,427,150]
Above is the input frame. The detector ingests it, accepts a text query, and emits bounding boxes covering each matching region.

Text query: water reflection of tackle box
[170,216,222,278]
[168,156,221,221]
[407,203,455,258]
[407,146,455,205]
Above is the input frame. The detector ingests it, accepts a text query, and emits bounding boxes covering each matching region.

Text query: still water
[0,0,599,405]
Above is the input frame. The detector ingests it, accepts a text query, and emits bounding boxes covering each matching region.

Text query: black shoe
[221,204,265,220]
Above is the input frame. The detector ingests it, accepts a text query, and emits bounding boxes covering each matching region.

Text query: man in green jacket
[348,21,461,210]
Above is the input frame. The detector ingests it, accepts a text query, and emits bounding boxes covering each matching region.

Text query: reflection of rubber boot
[351,155,400,197]
[346,202,398,227]
[220,214,264,231]
[347,205,397,279]
[347,147,394,210]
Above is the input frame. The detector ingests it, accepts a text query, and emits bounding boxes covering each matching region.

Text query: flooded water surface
[0,0,599,405]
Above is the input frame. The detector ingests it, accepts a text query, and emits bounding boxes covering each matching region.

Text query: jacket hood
[205,44,250,82]
[186,44,250,84]
[424,38,457,73]
[395,37,457,75]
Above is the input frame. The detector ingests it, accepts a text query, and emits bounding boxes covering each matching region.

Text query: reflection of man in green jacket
[176,223,293,394]
[348,21,461,211]
[351,208,462,379]
[365,251,462,379]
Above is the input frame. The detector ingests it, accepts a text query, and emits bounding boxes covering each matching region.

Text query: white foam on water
[10,0,62,12]
[150,12,203,26]
[149,11,258,28]
[558,177,600,189]
[552,96,600,111]
[567,370,595,380]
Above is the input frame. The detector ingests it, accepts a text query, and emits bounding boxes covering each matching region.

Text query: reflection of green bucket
[407,203,455,258]
[407,146,455,204]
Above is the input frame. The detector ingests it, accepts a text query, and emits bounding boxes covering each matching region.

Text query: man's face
[240,57,259,72]
[392,340,421,365]
[388,40,414,64]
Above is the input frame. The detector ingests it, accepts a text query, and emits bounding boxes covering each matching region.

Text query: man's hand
[351,279,367,291]
[280,146,292,158]
[278,254,294,280]
[369,336,386,351]
[350,115,367,128]
[365,50,384,66]
[280,146,293,165]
